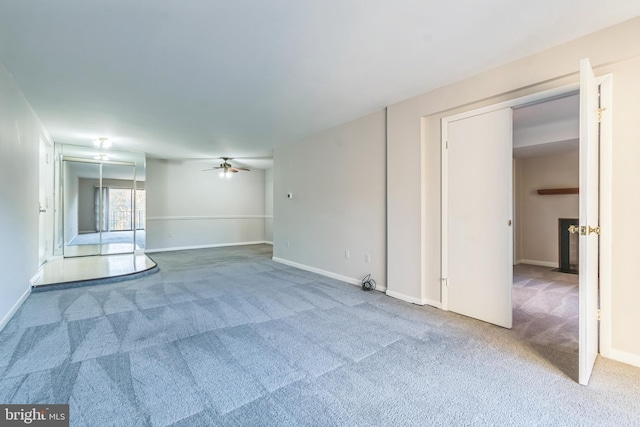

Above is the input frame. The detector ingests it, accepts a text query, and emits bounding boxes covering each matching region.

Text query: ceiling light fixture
[202,157,250,178]
[92,137,112,149]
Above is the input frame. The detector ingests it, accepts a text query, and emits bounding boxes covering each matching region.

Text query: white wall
[386,17,640,363]
[0,60,52,330]
[273,110,386,289]
[516,150,579,266]
[264,168,273,243]
[145,159,267,251]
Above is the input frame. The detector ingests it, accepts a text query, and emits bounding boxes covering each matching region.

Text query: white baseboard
[385,290,441,307]
[145,241,272,253]
[422,298,443,309]
[606,348,640,369]
[263,241,273,245]
[517,259,558,268]
[0,287,31,332]
[272,257,387,293]
[30,269,43,287]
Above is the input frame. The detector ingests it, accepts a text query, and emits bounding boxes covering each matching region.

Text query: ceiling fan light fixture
[92,137,111,149]
[203,157,249,177]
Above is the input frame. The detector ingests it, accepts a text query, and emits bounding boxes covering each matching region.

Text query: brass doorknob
[568,224,599,235]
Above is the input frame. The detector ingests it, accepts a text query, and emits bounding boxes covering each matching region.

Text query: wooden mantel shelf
[537,188,579,195]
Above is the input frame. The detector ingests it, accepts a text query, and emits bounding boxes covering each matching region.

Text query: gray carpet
[1,245,639,426]
[513,263,579,381]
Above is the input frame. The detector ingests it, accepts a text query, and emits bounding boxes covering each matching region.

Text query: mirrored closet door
[62,157,137,257]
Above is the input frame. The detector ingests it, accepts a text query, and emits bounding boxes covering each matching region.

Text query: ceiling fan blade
[233,167,251,171]
[228,168,241,173]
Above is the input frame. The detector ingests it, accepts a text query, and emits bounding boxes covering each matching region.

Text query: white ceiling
[0,1,638,163]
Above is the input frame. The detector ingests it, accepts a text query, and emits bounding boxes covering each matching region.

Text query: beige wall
[273,110,387,289]
[608,55,640,361]
[387,17,640,363]
[516,150,579,266]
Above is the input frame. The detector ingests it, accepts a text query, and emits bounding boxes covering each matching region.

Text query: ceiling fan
[202,157,250,178]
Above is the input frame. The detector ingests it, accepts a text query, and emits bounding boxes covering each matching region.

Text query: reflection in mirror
[54,143,146,258]
[100,163,140,255]
[63,160,101,257]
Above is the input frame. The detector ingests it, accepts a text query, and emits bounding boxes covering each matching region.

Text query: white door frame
[38,136,53,266]
[441,77,613,354]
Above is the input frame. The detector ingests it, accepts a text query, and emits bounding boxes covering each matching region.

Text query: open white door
[577,58,600,385]
[444,108,513,328]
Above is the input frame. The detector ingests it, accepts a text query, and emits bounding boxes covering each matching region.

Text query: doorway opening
[512,93,580,380]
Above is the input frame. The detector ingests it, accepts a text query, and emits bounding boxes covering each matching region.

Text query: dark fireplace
[556,218,579,274]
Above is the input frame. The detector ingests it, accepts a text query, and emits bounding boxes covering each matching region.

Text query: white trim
[420,116,429,307]
[444,83,580,124]
[513,159,518,265]
[598,74,613,358]
[441,116,449,311]
[272,257,387,293]
[517,259,559,268]
[607,348,640,369]
[263,241,273,245]
[0,287,31,332]
[146,215,269,221]
[145,241,271,253]
[29,269,43,287]
[385,290,441,308]
[423,298,442,309]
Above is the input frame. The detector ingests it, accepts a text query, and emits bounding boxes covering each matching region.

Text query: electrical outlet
[365,253,371,263]
[345,250,350,260]
[286,240,290,248]
[168,232,173,238]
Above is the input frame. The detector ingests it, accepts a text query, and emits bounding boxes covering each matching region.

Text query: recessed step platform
[32,253,158,292]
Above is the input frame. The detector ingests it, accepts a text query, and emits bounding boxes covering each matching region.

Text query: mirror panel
[100,163,137,255]
[63,160,101,257]
[54,144,146,258]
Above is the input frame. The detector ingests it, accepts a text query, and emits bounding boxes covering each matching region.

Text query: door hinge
[445,140,448,149]
[598,107,607,123]
[442,278,448,287]
[597,309,601,321]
